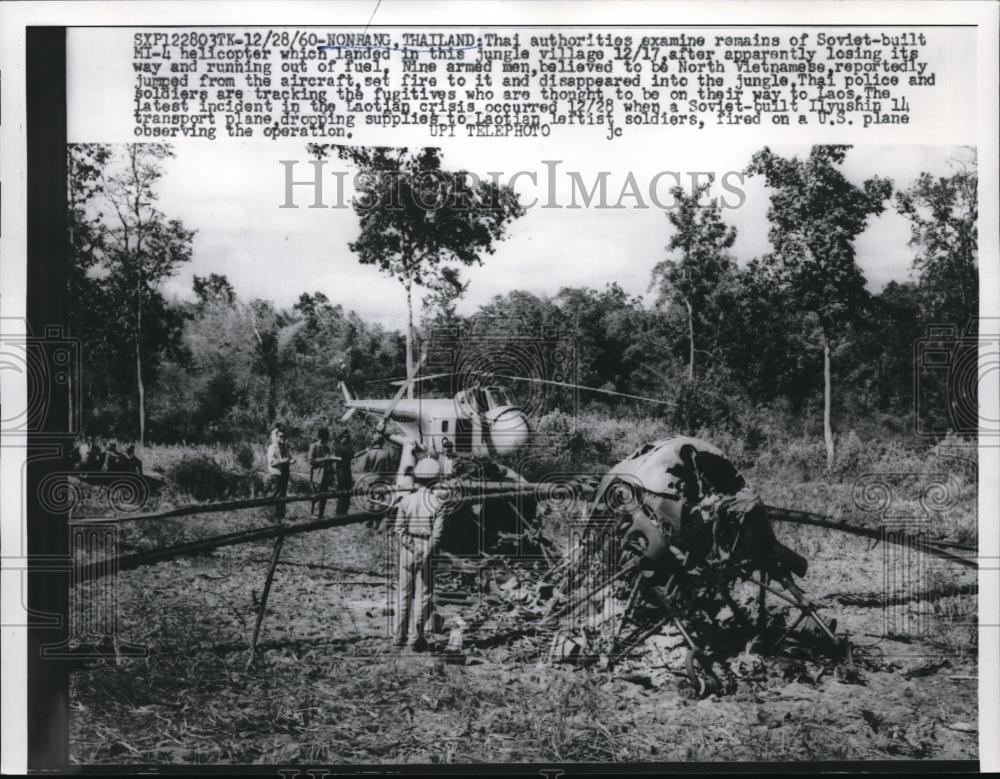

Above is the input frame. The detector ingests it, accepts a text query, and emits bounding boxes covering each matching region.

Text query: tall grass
[129,414,977,546]
[520,411,976,543]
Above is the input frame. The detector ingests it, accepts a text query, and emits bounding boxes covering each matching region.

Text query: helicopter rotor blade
[369,366,676,409]
[377,348,430,430]
[387,372,453,387]
[473,372,677,408]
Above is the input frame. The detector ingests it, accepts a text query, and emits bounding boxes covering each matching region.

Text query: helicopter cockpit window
[472,388,489,412]
[492,387,515,406]
[480,386,514,408]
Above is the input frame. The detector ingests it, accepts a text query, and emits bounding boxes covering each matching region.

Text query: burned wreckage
[427,435,846,696]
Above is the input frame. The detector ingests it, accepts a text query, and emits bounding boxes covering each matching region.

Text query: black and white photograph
[1,2,998,774]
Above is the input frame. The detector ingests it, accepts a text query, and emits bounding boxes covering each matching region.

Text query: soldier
[123,444,143,475]
[103,441,125,472]
[439,437,455,477]
[333,430,354,516]
[66,441,84,471]
[362,435,390,474]
[265,426,293,521]
[307,427,338,519]
[84,438,103,471]
[393,457,448,652]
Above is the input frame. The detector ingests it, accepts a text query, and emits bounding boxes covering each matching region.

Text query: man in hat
[392,457,448,652]
[265,426,293,521]
[332,429,354,516]
[308,427,338,519]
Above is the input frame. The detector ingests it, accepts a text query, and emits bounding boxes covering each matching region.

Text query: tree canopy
[746,145,893,466]
[309,145,525,397]
[895,148,978,327]
[67,144,975,451]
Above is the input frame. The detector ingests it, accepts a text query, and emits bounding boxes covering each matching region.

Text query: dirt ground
[69,501,978,766]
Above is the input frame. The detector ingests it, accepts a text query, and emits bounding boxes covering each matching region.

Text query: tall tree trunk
[684,297,695,381]
[822,335,834,470]
[136,284,146,446]
[405,278,414,399]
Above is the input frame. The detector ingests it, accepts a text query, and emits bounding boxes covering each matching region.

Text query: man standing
[84,437,103,471]
[308,427,337,518]
[439,437,456,477]
[333,430,354,516]
[123,444,143,475]
[266,426,293,521]
[393,457,447,652]
[103,441,125,472]
[362,435,390,474]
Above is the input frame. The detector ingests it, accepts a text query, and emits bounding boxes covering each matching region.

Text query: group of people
[70,438,143,475]
[264,424,355,521]
[262,424,468,654]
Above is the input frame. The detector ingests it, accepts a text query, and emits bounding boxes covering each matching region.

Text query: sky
[151,141,964,331]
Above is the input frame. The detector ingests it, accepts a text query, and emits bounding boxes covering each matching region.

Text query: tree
[68,145,111,282]
[246,300,306,424]
[650,184,738,381]
[193,273,236,307]
[746,146,892,468]
[555,284,656,396]
[177,294,258,441]
[421,265,469,332]
[895,148,978,327]
[98,144,194,445]
[865,280,923,414]
[68,144,112,434]
[291,291,393,406]
[309,145,525,397]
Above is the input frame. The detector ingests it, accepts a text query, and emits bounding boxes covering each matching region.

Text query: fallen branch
[75,483,543,525]
[767,506,978,569]
[75,490,547,581]
[76,508,388,582]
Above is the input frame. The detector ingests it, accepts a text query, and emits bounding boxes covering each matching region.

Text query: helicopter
[339,355,678,491]
[340,381,531,460]
[336,365,848,694]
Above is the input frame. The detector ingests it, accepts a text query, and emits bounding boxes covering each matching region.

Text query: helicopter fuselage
[342,385,532,459]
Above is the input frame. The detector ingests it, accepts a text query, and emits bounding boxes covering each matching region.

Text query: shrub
[234,444,256,472]
[669,380,740,435]
[167,455,235,501]
[832,430,867,476]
